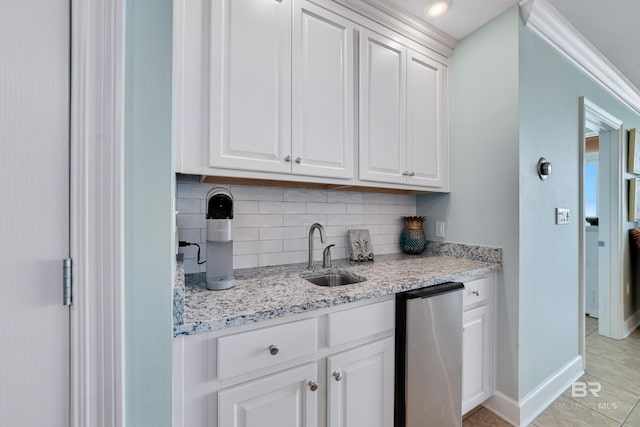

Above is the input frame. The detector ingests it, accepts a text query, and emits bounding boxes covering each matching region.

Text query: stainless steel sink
[303,270,366,287]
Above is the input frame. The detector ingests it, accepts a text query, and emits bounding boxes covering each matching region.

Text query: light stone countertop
[174,246,501,336]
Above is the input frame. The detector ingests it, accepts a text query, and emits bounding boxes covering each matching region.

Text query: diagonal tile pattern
[463,316,640,426]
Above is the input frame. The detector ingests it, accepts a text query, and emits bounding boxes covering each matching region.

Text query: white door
[210,0,292,174]
[597,130,617,337]
[406,49,446,188]
[0,0,70,425]
[218,363,318,427]
[327,338,394,427]
[359,29,406,185]
[291,0,355,179]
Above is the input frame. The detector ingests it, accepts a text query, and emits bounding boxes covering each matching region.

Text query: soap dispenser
[205,187,234,290]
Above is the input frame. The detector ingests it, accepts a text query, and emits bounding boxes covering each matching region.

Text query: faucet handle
[323,244,335,268]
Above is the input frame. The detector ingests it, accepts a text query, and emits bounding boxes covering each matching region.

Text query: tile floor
[463,316,640,426]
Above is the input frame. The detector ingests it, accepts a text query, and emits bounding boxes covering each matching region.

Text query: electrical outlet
[556,208,570,225]
[435,221,445,238]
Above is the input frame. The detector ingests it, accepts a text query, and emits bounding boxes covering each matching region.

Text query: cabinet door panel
[462,305,489,413]
[210,0,291,173]
[292,1,354,179]
[359,30,406,184]
[327,337,394,427]
[218,363,318,427]
[406,49,446,188]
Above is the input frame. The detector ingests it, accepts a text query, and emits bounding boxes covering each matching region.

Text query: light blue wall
[417,7,521,400]
[420,3,640,402]
[517,15,640,398]
[125,0,174,425]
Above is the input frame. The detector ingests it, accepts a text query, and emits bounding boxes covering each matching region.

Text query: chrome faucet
[308,223,326,269]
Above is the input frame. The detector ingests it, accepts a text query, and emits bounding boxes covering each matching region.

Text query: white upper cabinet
[358,29,406,185]
[175,0,450,191]
[210,0,292,174]
[208,0,354,178]
[359,30,448,189]
[406,49,448,188]
[292,1,355,179]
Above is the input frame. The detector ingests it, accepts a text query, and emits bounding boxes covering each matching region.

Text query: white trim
[70,0,126,425]
[484,356,583,426]
[519,0,640,116]
[319,0,456,56]
[518,356,584,426]
[578,98,625,356]
[484,391,520,426]
[623,310,640,337]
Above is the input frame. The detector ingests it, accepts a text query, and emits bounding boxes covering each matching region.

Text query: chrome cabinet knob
[269,345,279,356]
[408,171,415,176]
[295,157,302,163]
[284,155,291,162]
[402,171,409,176]
[472,290,480,296]
[308,381,318,392]
[333,371,343,381]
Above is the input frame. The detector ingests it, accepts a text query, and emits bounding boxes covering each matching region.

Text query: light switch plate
[556,208,570,225]
[435,221,445,237]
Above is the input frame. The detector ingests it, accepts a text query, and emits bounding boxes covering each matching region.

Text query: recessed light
[426,0,452,17]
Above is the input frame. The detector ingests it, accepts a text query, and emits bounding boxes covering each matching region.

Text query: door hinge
[63,258,72,306]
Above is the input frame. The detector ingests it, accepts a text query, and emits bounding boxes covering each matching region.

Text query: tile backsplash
[176,175,417,274]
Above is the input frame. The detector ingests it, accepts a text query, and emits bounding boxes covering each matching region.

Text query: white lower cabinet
[175,277,496,425]
[327,338,394,427]
[462,276,495,414]
[218,363,318,427]
[174,297,395,427]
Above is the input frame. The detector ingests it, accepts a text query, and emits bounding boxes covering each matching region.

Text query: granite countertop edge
[174,242,502,337]
[173,262,498,337]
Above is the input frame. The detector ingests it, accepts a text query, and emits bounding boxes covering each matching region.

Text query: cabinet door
[218,363,318,427]
[359,29,406,184]
[292,1,355,179]
[210,0,292,173]
[406,49,447,188]
[462,304,491,414]
[327,337,394,427]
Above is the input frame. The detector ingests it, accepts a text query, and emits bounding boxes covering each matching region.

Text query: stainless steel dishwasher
[395,282,464,427]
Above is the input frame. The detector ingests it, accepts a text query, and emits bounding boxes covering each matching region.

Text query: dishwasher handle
[401,281,464,300]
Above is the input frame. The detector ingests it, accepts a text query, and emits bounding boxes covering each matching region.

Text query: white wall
[177,175,417,273]
[417,7,521,400]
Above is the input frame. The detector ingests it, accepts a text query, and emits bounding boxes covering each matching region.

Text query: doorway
[0,0,71,425]
[579,97,625,368]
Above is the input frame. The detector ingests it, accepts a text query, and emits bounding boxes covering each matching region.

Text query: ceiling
[384,0,640,92]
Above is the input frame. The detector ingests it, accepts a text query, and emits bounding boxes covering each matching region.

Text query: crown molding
[519,0,640,116]
[328,0,457,56]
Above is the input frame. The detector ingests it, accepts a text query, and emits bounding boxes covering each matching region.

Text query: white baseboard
[484,391,520,426]
[623,310,640,337]
[484,355,584,426]
[519,355,584,426]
